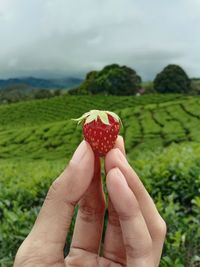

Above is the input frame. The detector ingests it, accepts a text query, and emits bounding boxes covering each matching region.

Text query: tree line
[0,85,62,104]
[69,64,199,95]
[0,63,199,103]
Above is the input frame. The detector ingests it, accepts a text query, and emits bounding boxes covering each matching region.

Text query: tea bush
[0,94,200,266]
[0,143,200,266]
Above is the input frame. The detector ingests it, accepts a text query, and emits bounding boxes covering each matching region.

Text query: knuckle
[132,201,141,215]
[124,236,152,258]
[145,236,153,251]
[46,178,60,201]
[118,201,140,221]
[118,211,136,222]
[159,218,167,236]
[154,217,167,239]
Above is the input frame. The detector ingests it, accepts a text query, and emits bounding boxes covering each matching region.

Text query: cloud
[0,0,199,80]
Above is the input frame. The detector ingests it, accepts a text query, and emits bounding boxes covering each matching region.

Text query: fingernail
[71,140,88,163]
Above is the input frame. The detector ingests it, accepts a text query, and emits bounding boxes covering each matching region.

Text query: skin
[14,136,166,267]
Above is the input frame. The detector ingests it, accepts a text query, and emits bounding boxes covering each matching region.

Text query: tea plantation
[0,94,200,267]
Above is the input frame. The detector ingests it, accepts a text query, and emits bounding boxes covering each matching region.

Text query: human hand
[14,136,166,267]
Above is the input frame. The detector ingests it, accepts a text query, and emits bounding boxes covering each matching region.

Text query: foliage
[0,94,200,266]
[133,143,200,267]
[69,64,142,95]
[154,64,191,93]
[0,86,66,104]
[33,88,52,99]
[0,144,200,266]
[1,94,200,160]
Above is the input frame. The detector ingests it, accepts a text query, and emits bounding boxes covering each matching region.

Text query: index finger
[106,167,154,267]
[103,136,127,264]
[105,146,166,231]
[105,145,166,265]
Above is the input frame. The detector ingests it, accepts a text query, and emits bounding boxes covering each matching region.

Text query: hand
[14,136,166,267]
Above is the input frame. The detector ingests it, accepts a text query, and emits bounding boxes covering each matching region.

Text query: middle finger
[70,155,106,254]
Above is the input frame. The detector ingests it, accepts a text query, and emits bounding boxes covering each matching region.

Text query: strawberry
[73,110,121,157]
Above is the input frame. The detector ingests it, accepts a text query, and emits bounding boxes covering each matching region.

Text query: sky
[0,0,200,80]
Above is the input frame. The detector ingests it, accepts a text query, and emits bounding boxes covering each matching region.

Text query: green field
[0,94,200,267]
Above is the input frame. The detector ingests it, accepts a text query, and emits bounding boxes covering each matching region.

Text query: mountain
[0,77,83,90]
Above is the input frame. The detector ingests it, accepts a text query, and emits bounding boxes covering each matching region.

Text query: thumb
[30,140,95,246]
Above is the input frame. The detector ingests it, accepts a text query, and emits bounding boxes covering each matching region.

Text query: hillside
[0,94,200,160]
[0,77,82,90]
[0,94,200,267]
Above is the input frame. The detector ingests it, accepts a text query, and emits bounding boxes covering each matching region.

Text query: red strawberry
[73,110,121,157]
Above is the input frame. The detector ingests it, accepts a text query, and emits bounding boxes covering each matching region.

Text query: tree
[69,64,142,95]
[0,84,31,103]
[53,89,62,96]
[154,64,191,93]
[34,89,52,99]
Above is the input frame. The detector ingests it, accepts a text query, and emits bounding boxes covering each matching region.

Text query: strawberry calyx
[72,110,122,126]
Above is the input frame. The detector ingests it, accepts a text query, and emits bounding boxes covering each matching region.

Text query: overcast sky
[0,0,199,80]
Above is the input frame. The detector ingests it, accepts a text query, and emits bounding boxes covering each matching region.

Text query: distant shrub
[69,64,142,95]
[154,64,191,93]
[34,89,52,99]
